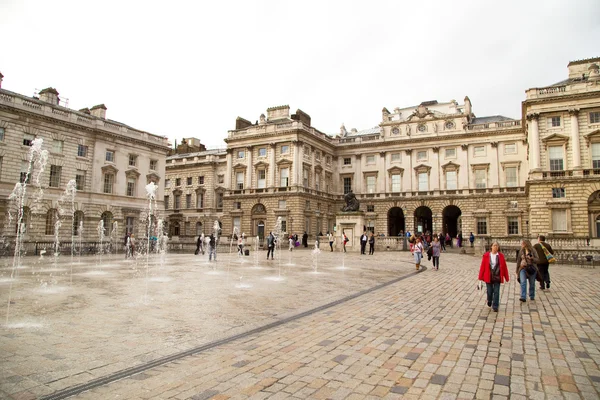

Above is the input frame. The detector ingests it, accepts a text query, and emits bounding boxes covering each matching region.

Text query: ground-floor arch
[442,205,462,238]
[414,206,432,234]
[589,191,600,238]
[388,207,405,236]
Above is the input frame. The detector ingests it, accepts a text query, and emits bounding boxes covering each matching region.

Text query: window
[165,179,171,189]
[475,169,487,189]
[126,178,136,196]
[366,155,375,164]
[326,155,331,164]
[552,209,567,232]
[187,177,192,186]
[474,146,485,157]
[164,195,169,209]
[233,217,241,234]
[476,217,487,235]
[552,188,566,198]
[281,145,289,154]
[391,174,401,192]
[75,170,86,190]
[315,151,321,161]
[343,177,352,194]
[280,168,289,187]
[258,147,266,157]
[367,221,374,233]
[184,222,190,236]
[367,205,375,212]
[20,161,29,183]
[77,144,88,157]
[216,193,224,209]
[417,151,427,161]
[391,153,401,162]
[52,140,63,154]
[237,150,245,159]
[172,222,180,236]
[174,194,181,209]
[101,212,113,235]
[446,171,457,190]
[303,168,309,188]
[548,146,564,171]
[198,176,204,184]
[305,200,310,210]
[418,172,428,191]
[234,201,241,209]
[592,143,600,169]
[315,173,320,191]
[128,154,137,167]
[549,116,561,127]
[343,157,351,165]
[175,178,181,186]
[45,209,58,235]
[49,165,62,188]
[281,219,287,233]
[257,169,266,188]
[103,173,114,194]
[186,194,192,208]
[366,176,376,193]
[278,200,287,209]
[196,222,203,236]
[218,175,224,184]
[507,216,519,235]
[196,193,204,208]
[505,167,517,187]
[105,150,115,162]
[0,127,4,141]
[590,112,600,124]
[236,172,244,190]
[445,148,456,158]
[23,133,34,146]
[150,159,158,170]
[504,143,517,154]
[73,211,83,236]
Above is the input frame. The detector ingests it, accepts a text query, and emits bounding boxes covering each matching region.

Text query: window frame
[49,165,62,188]
[105,150,115,163]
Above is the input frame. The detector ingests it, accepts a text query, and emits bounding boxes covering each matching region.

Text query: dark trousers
[432,256,439,269]
[369,243,374,255]
[360,241,367,254]
[486,282,501,309]
[538,263,550,287]
[329,241,333,251]
[267,246,274,259]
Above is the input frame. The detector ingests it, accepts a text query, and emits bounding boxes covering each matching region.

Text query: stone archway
[414,206,432,234]
[387,207,405,236]
[251,203,267,240]
[588,191,600,238]
[442,205,462,238]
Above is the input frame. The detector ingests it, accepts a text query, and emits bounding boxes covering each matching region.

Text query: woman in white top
[412,237,425,271]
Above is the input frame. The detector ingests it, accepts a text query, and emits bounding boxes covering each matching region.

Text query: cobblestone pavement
[1,249,599,399]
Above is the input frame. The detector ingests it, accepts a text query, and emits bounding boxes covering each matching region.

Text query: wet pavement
[0,247,599,399]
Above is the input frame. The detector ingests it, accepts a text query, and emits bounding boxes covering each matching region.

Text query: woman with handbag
[516,239,540,302]
[478,241,509,312]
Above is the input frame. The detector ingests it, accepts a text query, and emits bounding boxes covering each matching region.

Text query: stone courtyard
[0,247,599,399]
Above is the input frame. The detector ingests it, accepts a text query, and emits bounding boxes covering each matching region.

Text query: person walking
[431,236,441,270]
[478,241,510,312]
[195,233,204,255]
[516,239,540,302]
[469,232,475,247]
[360,231,368,255]
[266,232,275,260]
[412,237,425,271]
[302,231,308,248]
[445,232,452,248]
[208,233,217,261]
[457,231,463,248]
[237,234,244,256]
[533,235,554,290]
[342,231,349,253]
[438,232,446,252]
[327,232,334,252]
[368,232,375,255]
[288,235,294,251]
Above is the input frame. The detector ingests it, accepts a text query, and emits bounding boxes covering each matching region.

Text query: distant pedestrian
[412,237,424,271]
[516,239,540,302]
[457,231,463,248]
[195,234,204,255]
[327,232,334,252]
[302,231,308,248]
[446,232,452,248]
[266,232,275,260]
[533,235,554,290]
[342,231,349,253]
[438,232,446,252]
[289,235,294,251]
[431,236,441,270]
[208,234,217,261]
[478,241,509,312]
[360,231,368,255]
[469,232,475,247]
[368,232,375,255]
[237,234,244,256]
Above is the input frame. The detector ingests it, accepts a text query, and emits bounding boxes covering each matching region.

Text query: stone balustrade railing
[467,120,521,131]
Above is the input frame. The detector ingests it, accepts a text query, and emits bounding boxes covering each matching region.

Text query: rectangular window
[367,205,375,212]
[366,176,376,193]
[504,143,517,154]
[198,176,204,184]
[126,178,135,197]
[233,217,241,234]
[552,209,567,232]
[343,177,352,194]
[446,171,457,190]
[105,150,115,162]
[218,175,224,184]
[281,145,289,154]
[315,174,320,191]
[548,146,564,171]
[237,150,245,159]
[257,169,266,188]
[52,140,63,154]
[164,195,169,209]
[303,168,309,188]
[187,177,192,186]
[23,133,34,146]
[186,194,191,208]
[445,148,456,158]
[281,219,287,233]
[590,112,600,124]
[20,161,29,183]
[236,172,244,190]
[196,192,204,209]
[343,157,352,165]
[234,201,241,209]
[258,147,266,157]
[474,146,485,157]
[549,116,561,127]
[103,173,114,194]
[150,159,158,170]
[75,170,86,190]
[184,221,190,236]
[128,154,137,167]
[507,216,519,235]
[174,194,181,209]
[476,217,487,235]
[77,144,88,157]
[315,151,321,161]
[391,174,401,192]
[592,143,600,169]
[552,188,566,198]
[366,155,375,164]
[280,167,289,186]
[175,178,181,186]
[391,153,401,162]
[305,200,310,210]
[418,172,428,191]
[475,169,487,188]
[49,165,61,188]
[326,155,331,164]
[0,127,4,141]
[417,151,427,161]
[278,200,287,209]
[506,167,517,187]
[165,179,171,189]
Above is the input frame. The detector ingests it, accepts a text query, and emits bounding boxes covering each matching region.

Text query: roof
[346,126,381,136]
[471,115,514,124]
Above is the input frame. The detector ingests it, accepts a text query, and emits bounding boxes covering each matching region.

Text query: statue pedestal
[336,212,365,252]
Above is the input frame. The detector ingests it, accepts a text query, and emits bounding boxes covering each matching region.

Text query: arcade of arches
[387,205,462,236]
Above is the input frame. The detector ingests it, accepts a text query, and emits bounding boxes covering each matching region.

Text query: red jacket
[478,251,510,284]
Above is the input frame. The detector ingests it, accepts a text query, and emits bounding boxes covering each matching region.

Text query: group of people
[477,235,554,312]
[195,233,218,261]
[409,233,442,271]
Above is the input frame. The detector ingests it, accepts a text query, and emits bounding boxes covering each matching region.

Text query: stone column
[246,146,253,189]
[354,154,362,193]
[570,109,581,169]
[225,149,233,190]
[292,141,301,186]
[527,113,541,170]
[405,150,413,191]
[492,142,499,187]
[269,143,276,188]
[461,144,469,189]
[379,151,386,193]
[433,147,440,190]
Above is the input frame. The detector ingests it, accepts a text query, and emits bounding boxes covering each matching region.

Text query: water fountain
[110,221,119,258]
[252,235,261,268]
[273,217,283,276]
[311,240,321,273]
[228,226,239,272]
[97,220,105,265]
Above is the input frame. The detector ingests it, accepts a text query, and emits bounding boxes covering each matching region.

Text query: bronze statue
[341,190,360,212]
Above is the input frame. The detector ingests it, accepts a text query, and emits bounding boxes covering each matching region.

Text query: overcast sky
[1,0,598,149]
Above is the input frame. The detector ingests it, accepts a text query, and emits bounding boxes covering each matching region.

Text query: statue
[341,190,360,212]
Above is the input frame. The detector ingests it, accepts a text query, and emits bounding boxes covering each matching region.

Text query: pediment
[101,164,118,174]
[253,160,269,168]
[146,172,161,183]
[125,168,141,178]
[541,133,569,143]
[413,164,431,172]
[387,166,404,174]
[276,158,292,165]
[584,129,600,145]
[441,161,460,170]
[232,162,246,169]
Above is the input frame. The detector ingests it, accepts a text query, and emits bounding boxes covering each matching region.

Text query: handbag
[540,244,556,264]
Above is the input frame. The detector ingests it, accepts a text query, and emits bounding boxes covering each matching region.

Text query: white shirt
[490,253,498,269]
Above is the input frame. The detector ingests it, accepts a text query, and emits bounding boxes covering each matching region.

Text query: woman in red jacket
[478,241,510,312]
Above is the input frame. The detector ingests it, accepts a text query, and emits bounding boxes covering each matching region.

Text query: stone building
[0,76,170,246]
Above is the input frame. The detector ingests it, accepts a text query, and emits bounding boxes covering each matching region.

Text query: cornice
[524,91,600,106]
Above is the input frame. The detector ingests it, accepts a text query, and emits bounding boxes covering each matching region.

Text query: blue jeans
[486,282,500,309]
[209,246,217,261]
[519,269,536,300]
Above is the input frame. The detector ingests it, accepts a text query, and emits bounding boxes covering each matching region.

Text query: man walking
[360,231,368,255]
[533,235,554,290]
[266,232,275,260]
[208,233,217,261]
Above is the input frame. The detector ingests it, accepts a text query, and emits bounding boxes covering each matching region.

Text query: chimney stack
[39,87,60,105]
[90,104,107,119]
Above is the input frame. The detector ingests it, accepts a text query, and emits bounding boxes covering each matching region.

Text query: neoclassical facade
[0,75,170,244]
[164,57,600,246]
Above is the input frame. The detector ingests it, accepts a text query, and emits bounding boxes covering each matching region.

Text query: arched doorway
[414,206,432,234]
[589,191,600,237]
[442,205,462,238]
[387,207,405,236]
[251,204,267,240]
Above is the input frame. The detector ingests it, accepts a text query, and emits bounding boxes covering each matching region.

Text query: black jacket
[533,241,554,265]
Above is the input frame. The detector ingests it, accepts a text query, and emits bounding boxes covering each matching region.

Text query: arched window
[15,206,31,234]
[101,212,113,235]
[172,222,180,236]
[45,209,58,235]
[73,211,84,236]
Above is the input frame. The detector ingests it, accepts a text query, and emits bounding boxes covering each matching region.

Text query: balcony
[467,120,521,131]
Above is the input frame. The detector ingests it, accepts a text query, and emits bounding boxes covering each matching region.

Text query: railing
[480,236,600,263]
[467,120,521,131]
[538,86,566,95]
[583,169,600,176]
[541,171,574,178]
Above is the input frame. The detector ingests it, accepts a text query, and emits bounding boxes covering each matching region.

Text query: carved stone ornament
[461,144,468,151]
[432,147,439,153]
[491,142,498,148]
[526,113,540,121]
[411,104,433,119]
[568,108,580,116]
